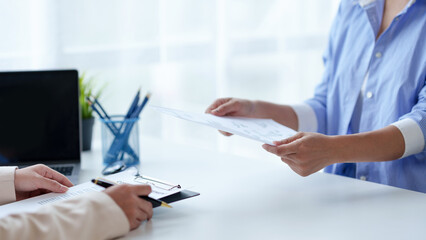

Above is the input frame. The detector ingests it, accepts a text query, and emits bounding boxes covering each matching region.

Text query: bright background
[0,0,340,159]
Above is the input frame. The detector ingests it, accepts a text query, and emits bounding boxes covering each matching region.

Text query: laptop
[0,70,81,184]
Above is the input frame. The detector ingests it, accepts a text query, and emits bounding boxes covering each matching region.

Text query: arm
[0,166,153,239]
[0,164,72,205]
[251,101,299,131]
[263,126,405,176]
[0,191,129,240]
[263,73,426,177]
[206,98,299,131]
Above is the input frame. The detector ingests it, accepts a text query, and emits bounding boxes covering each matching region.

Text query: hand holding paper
[150,106,297,145]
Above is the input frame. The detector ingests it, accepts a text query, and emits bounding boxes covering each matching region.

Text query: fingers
[35,176,69,193]
[262,141,299,156]
[205,98,242,116]
[137,198,154,220]
[127,189,153,230]
[131,185,154,219]
[263,132,304,156]
[205,98,231,114]
[130,184,152,196]
[211,100,240,116]
[273,132,304,146]
[105,184,154,230]
[218,130,233,136]
[34,164,74,187]
[129,198,153,230]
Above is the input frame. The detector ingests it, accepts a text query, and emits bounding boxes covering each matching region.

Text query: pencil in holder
[100,116,140,167]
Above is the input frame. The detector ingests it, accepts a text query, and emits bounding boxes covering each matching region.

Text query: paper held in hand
[150,106,297,145]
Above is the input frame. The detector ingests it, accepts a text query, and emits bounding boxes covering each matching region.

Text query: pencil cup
[100,116,140,167]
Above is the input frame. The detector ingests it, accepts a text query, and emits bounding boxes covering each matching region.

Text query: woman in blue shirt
[206,0,426,192]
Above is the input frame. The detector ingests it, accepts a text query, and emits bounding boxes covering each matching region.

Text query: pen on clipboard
[91,178,172,208]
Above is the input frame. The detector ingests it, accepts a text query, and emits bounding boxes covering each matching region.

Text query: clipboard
[131,174,200,204]
[106,170,200,204]
[159,189,200,204]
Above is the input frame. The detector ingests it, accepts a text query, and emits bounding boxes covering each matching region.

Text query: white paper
[0,170,182,219]
[0,182,102,219]
[103,169,182,199]
[151,106,297,145]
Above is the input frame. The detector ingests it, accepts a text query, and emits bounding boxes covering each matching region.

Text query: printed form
[0,170,182,219]
[150,106,297,145]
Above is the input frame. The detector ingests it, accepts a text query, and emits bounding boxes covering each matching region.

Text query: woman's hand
[262,132,337,176]
[205,98,299,133]
[205,97,255,117]
[14,164,74,200]
[205,98,255,136]
[105,184,153,230]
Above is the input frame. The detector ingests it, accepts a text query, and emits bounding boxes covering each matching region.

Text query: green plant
[79,72,105,119]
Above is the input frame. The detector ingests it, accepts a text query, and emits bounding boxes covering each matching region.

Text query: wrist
[250,100,260,117]
[330,135,355,164]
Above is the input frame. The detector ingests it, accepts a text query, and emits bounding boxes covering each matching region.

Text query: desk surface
[81,137,426,240]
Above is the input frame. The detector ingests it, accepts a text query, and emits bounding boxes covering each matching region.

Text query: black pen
[91,178,172,208]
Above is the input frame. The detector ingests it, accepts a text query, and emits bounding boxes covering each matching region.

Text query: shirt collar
[356,0,417,37]
[358,0,385,37]
[358,0,417,14]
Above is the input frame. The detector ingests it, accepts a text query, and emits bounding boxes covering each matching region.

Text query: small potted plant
[79,72,104,151]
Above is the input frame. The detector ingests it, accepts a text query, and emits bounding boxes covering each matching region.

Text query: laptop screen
[0,70,81,165]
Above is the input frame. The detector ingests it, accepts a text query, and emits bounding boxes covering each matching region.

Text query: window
[0,0,340,158]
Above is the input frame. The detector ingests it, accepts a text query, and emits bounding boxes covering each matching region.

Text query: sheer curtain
[0,0,340,159]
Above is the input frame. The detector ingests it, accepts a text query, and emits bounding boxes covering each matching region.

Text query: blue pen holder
[100,116,140,167]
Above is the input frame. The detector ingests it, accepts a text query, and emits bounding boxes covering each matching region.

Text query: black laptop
[0,70,81,183]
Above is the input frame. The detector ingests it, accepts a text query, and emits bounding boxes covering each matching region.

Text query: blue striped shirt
[303,0,426,192]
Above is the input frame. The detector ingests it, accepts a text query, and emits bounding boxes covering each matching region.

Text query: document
[0,169,182,219]
[151,106,297,145]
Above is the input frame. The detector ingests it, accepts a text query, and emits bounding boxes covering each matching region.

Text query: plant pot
[82,117,95,151]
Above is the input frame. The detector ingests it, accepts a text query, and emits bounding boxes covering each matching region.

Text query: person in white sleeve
[0,164,153,240]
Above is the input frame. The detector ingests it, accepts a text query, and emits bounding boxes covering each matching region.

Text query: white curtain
[0,0,340,158]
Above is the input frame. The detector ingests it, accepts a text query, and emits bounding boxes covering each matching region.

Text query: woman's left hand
[262,132,338,176]
[14,164,73,200]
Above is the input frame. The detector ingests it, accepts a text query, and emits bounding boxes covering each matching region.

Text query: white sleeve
[0,167,17,205]
[0,191,130,240]
[290,103,318,132]
[392,118,425,158]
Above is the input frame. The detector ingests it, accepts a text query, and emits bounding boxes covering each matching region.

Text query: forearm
[334,125,405,163]
[251,100,299,131]
[0,192,129,240]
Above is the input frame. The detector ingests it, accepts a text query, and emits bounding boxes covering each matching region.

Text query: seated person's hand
[205,97,255,136]
[105,184,153,230]
[14,164,74,200]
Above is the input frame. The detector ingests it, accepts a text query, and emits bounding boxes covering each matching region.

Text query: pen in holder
[100,116,140,167]
[87,91,150,172]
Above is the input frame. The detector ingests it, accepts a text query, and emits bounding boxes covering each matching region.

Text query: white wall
[0,0,340,159]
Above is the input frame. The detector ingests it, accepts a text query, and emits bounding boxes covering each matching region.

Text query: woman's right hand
[105,184,153,230]
[205,98,255,136]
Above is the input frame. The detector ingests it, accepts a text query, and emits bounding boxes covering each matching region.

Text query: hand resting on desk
[14,164,73,201]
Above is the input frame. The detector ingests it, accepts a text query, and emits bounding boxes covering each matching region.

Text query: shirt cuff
[0,167,18,205]
[290,103,318,132]
[392,118,425,158]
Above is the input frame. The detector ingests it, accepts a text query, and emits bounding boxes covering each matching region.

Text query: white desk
[81,137,426,240]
